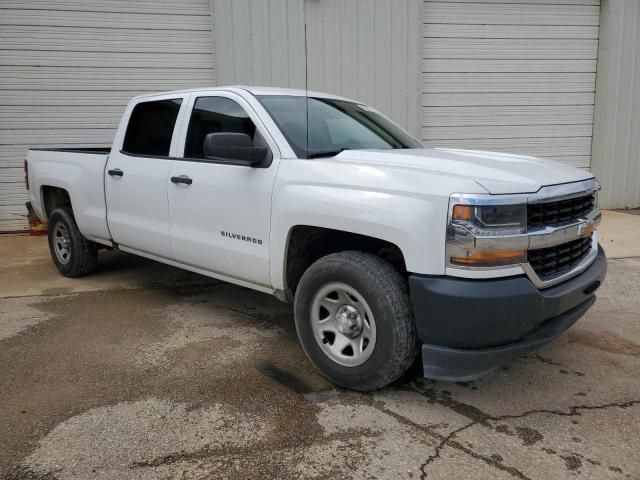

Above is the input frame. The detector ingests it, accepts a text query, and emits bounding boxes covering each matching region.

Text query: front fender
[269,183,450,291]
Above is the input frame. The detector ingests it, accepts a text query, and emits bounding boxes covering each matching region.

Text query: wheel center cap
[335,305,363,337]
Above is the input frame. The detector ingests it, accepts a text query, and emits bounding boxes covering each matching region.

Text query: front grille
[528,235,593,281]
[528,193,596,230]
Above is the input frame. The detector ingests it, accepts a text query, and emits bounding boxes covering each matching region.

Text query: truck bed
[27,147,112,244]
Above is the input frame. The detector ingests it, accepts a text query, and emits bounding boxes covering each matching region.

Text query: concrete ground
[1,211,639,480]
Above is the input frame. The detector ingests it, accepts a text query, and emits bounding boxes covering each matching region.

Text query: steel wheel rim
[310,282,377,367]
[53,222,71,265]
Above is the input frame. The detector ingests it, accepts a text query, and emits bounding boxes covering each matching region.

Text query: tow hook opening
[583,280,601,295]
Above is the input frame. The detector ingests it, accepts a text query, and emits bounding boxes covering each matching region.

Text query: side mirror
[203,132,269,167]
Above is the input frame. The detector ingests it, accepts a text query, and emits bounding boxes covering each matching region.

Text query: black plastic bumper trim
[421,296,594,382]
[409,245,607,381]
[409,246,607,349]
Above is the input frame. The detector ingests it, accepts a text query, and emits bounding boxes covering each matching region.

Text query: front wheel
[48,207,98,277]
[294,251,417,391]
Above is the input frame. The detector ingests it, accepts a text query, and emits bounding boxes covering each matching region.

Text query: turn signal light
[451,250,526,267]
[452,204,474,221]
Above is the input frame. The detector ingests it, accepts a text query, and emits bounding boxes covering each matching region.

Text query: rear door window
[122,99,182,156]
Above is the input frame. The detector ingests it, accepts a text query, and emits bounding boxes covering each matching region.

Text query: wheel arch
[41,185,72,219]
[279,225,407,303]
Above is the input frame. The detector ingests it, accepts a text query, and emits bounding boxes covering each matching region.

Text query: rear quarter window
[122,99,182,156]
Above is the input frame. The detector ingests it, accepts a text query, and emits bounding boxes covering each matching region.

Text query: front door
[168,92,280,287]
[105,95,186,258]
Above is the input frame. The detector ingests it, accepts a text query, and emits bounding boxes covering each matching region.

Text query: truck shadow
[92,250,574,396]
[88,250,619,406]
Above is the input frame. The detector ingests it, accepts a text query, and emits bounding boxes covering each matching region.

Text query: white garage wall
[0,0,216,232]
[421,0,600,168]
[213,0,423,137]
[213,0,307,89]
[591,0,640,209]
[3,0,632,230]
[304,0,423,137]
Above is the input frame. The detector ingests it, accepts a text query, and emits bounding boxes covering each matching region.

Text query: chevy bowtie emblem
[577,222,594,237]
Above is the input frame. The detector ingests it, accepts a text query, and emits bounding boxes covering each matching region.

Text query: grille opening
[528,235,593,281]
[528,193,596,230]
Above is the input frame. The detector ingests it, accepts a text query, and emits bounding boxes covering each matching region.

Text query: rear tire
[48,207,98,277]
[294,251,417,391]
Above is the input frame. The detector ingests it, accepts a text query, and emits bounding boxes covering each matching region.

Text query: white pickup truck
[26,86,607,390]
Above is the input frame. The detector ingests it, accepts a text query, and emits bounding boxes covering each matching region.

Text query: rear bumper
[409,246,607,381]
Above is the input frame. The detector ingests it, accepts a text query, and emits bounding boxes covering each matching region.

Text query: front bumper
[408,245,607,381]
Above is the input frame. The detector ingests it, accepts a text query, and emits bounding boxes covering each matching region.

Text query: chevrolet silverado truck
[25,86,607,390]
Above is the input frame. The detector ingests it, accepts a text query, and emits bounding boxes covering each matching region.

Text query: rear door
[168,92,280,287]
[105,94,187,258]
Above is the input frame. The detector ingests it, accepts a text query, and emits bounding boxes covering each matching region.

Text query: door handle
[108,168,123,177]
[171,175,193,185]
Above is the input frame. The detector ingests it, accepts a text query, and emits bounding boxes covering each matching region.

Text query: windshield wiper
[307,148,349,159]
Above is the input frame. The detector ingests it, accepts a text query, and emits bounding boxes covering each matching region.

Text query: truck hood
[334,147,593,194]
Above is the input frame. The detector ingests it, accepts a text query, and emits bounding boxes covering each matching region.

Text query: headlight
[450,204,526,236]
[447,200,527,268]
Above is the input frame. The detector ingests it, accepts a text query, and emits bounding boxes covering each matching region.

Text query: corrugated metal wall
[0,0,216,232]
[304,0,422,137]
[421,0,600,168]
[213,0,423,137]
[591,0,640,209]
[2,0,635,230]
[213,0,306,89]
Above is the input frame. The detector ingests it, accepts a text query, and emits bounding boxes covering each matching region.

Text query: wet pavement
[1,235,639,480]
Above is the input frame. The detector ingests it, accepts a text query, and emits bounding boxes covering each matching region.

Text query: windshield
[257,95,422,158]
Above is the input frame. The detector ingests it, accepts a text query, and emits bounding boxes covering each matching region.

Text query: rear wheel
[48,207,98,277]
[294,251,417,391]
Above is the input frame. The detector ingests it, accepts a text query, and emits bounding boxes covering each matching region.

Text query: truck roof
[130,85,353,103]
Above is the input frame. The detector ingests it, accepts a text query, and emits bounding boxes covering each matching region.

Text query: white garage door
[422,0,600,168]
[0,0,215,232]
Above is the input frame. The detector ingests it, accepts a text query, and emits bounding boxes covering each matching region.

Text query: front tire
[294,251,417,391]
[48,207,98,277]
